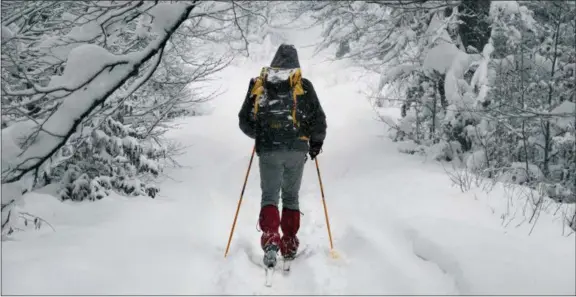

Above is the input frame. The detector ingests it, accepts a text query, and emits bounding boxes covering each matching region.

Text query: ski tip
[265,267,275,287]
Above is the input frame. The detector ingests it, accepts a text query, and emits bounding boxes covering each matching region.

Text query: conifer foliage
[1,0,264,235]
[306,0,575,229]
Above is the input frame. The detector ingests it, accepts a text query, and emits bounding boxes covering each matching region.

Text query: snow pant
[259,150,307,210]
[258,150,306,257]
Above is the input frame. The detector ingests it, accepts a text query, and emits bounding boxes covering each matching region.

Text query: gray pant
[259,151,307,210]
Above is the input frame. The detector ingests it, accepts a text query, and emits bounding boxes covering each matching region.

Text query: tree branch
[2,2,198,184]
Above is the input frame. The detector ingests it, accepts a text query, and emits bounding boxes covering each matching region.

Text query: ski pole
[314,157,338,258]
[225,146,256,258]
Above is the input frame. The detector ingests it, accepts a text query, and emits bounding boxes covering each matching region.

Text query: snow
[267,68,296,83]
[444,46,483,109]
[36,2,157,64]
[468,42,494,106]
[66,21,101,45]
[139,155,160,173]
[466,150,487,170]
[397,140,420,154]
[426,140,462,162]
[36,16,105,64]
[1,120,38,172]
[4,2,192,182]
[490,1,520,17]
[494,53,555,76]
[379,63,420,88]
[122,136,139,151]
[1,25,14,41]
[1,120,45,232]
[554,132,575,146]
[423,42,462,75]
[551,101,576,130]
[147,3,191,35]
[11,44,130,174]
[58,44,120,89]
[2,26,574,296]
[424,11,454,46]
[497,162,545,184]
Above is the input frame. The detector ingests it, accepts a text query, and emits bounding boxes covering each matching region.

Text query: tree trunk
[438,74,447,109]
[543,13,562,176]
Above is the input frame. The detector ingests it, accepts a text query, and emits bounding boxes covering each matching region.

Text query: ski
[263,247,278,287]
[282,259,292,273]
[264,266,275,287]
[249,244,316,286]
[280,245,313,275]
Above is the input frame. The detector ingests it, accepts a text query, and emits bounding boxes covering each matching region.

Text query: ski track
[2,28,575,295]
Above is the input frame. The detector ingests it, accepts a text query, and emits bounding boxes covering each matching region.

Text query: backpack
[250,66,309,142]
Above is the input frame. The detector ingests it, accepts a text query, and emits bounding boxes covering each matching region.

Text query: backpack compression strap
[289,68,305,127]
[250,67,268,120]
[250,67,308,141]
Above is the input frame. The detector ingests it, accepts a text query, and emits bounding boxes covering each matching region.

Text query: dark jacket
[238,44,327,154]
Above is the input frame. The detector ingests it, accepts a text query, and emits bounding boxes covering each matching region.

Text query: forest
[2,0,574,235]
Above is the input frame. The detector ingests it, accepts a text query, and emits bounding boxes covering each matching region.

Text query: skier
[238,44,327,268]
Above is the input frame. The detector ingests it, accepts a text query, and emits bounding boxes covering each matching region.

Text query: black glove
[309,140,323,160]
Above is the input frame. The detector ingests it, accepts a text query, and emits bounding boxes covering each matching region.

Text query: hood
[270,44,300,69]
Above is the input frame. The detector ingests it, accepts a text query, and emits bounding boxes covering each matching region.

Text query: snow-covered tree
[477,1,575,203]
[1,1,269,236]
[308,0,575,230]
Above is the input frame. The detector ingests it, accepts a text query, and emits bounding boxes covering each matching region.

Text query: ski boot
[263,244,279,268]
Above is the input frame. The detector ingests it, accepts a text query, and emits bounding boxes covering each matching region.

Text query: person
[238,44,327,267]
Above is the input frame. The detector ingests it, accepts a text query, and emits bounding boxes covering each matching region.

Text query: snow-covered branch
[307,0,574,229]
[2,1,269,226]
[2,2,197,184]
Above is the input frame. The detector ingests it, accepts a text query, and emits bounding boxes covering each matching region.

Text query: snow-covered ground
[2,29,575,295]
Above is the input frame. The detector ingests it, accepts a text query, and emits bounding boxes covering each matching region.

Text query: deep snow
[2,30,575,295]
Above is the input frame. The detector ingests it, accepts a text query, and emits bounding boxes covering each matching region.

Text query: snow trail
[2,31,575,295]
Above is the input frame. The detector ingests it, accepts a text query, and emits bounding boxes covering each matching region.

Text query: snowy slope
[2,29,575,295]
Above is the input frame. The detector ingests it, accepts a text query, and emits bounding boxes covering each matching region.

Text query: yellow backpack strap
[289,68,305,127]
[251,67,268,119]
[288,68,309,141]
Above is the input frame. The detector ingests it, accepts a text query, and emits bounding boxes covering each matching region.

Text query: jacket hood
[270,44,300,69]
